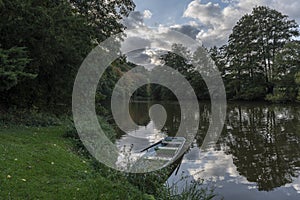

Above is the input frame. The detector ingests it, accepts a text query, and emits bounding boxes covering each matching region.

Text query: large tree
[226,6,299,100]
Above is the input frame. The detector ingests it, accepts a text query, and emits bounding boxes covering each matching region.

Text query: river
[115,101,300,199]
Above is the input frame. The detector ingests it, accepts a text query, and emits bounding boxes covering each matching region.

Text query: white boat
[142,137,186,161]
[128,137,186,172]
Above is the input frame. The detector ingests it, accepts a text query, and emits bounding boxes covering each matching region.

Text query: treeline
[134,6,300,103]
[2,2,300,113]
[0,0,135,112]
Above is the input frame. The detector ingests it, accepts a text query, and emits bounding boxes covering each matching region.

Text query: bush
[265,87,292,103]
[63,115,117,156]
[266,93,287,103]
[0,108,62,127]
[164,177,217,200]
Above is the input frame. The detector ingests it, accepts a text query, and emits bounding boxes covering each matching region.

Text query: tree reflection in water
[221,103,300,191]
[116,101,300,193]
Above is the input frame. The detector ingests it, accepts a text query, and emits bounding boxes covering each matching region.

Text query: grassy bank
[0,125,153,199]
[0,109,217,200]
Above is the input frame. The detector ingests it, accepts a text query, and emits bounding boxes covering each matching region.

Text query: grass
[0,110,218,200]
[0,125,153,199]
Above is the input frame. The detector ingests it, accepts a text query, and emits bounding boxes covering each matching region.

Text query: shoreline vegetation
[0,111,217,200]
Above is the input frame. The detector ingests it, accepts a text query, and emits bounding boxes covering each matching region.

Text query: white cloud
[183,1,222,27]
[120,23,203,70]
[143,9,153,19]
[183,0,300,47]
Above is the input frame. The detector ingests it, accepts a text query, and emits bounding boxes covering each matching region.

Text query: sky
[126,0,300,47]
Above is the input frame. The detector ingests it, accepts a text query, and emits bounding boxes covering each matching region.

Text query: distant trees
[149,44,210,100]
[137,6,300,102]
[158,44,194,100]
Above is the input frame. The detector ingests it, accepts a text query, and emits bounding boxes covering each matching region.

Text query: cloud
[125,47,166,69]
[143,10,153,19]
[183,0,300,47]
[126,49,151,65]
[170,24,202,40]
[122,0,300,66]
[120,24,203,70]
[123,10,153,30]
[122,11,145,29]
[183,1,222,27]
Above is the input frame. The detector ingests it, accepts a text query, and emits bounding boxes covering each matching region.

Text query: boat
[141,136,186,160]
[129,137,186,172]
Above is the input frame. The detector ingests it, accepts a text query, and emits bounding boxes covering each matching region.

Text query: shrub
[0,108,62,127]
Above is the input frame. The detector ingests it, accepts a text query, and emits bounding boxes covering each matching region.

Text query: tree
[295,72,300,101]
[156,44,193,100]
[210,45,230,97]
[267,41,300,102]
[0,0,135,110]
[274,41,300,78]
[226,6,299,100]
[70,0,135,42]
[0,47,36,91]
[162,44,192,76]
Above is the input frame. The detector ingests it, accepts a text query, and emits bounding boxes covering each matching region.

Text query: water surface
[115,101,300,199]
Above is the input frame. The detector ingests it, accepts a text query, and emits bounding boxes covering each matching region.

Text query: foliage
[0,46,36,91]
[266,41,300,102]
[164,179,216,200]
[224,6,299,100]
[125,170,217,200]
[209,6,299,101]
[143,44,209,101]
[0,109,62,127]
[296,72,300,101]
[265,88,289,103]
[92,156,217,200]
[70,0,135,42]
[63,115,117,156]
[0,0,135,110]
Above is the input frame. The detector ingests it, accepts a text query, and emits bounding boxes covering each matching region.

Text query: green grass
[0,126,153,199]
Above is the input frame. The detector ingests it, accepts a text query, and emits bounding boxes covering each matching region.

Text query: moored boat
[128,137,186,172]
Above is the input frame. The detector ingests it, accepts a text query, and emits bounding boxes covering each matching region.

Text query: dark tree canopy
[210,6,300,101]
[0,47,36,91]
[0,0,135,111]
[226,6,299,100]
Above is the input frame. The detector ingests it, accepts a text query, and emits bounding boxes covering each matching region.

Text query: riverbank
[0,125,154,199]
[0,109,217,200]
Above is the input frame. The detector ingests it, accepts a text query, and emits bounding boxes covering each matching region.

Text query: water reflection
[115,101,300,198]
[223,103,300,191]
